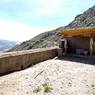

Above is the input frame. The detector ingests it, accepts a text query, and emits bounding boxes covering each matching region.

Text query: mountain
[0,39,18,52]
[9,5,95,51]
[9,27,64,51]
[65,5,95,29]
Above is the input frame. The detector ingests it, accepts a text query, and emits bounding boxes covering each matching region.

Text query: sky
[0,0,95,42]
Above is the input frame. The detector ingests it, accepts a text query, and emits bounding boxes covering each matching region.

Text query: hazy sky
[0,0,95,42]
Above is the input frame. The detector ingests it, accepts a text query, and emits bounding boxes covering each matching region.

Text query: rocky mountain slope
[65,5,95,28]
[9,5,95,51]
[9,27,64,51]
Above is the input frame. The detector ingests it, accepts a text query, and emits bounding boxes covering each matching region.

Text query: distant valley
[0,39,19,52]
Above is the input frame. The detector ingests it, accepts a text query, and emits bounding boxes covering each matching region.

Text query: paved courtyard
[0,57,95,95]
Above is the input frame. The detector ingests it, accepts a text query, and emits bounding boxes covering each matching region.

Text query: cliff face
[9,5,95,51]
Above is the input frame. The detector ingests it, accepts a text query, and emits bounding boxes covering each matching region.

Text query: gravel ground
[0,57,95,95]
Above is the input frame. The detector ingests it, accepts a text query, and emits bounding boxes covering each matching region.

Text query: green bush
[42,83,53,93]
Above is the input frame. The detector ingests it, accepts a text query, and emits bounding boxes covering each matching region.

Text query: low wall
[0,47,58,76]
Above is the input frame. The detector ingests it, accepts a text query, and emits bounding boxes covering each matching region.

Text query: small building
[58,27,95,56]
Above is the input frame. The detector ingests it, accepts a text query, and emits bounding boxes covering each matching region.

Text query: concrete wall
[0,47,58,76]
[66,37,95,54]
[92,38,95,53]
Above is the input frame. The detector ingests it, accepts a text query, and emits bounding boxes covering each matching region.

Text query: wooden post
[58,40,64,57]
[64,39,67,54]
[58,39,67,57]
[90,37,93,56]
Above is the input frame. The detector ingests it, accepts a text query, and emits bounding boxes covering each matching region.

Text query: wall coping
[0,46,59,58]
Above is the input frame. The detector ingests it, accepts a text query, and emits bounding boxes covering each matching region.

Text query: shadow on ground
[57,54,95,65]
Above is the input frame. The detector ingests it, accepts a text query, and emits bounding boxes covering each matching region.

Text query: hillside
[9,5,95,51]
[9,27,64,51]
[65,5,95,28]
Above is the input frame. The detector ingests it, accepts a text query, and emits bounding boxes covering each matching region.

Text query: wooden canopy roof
[58,28,95,37]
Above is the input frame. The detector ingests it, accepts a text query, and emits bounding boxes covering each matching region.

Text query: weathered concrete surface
[0,47,58,75]
[66,37,89,53]
[0,58,95,95]
[66,37,95,54]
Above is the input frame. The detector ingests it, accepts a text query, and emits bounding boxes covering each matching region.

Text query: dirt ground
[0,57,95,95]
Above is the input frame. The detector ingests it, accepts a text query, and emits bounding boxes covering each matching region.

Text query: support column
[58,39,67,57]
[64,39,67,54]
[90,37,93,56]
[58,40,64,57]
